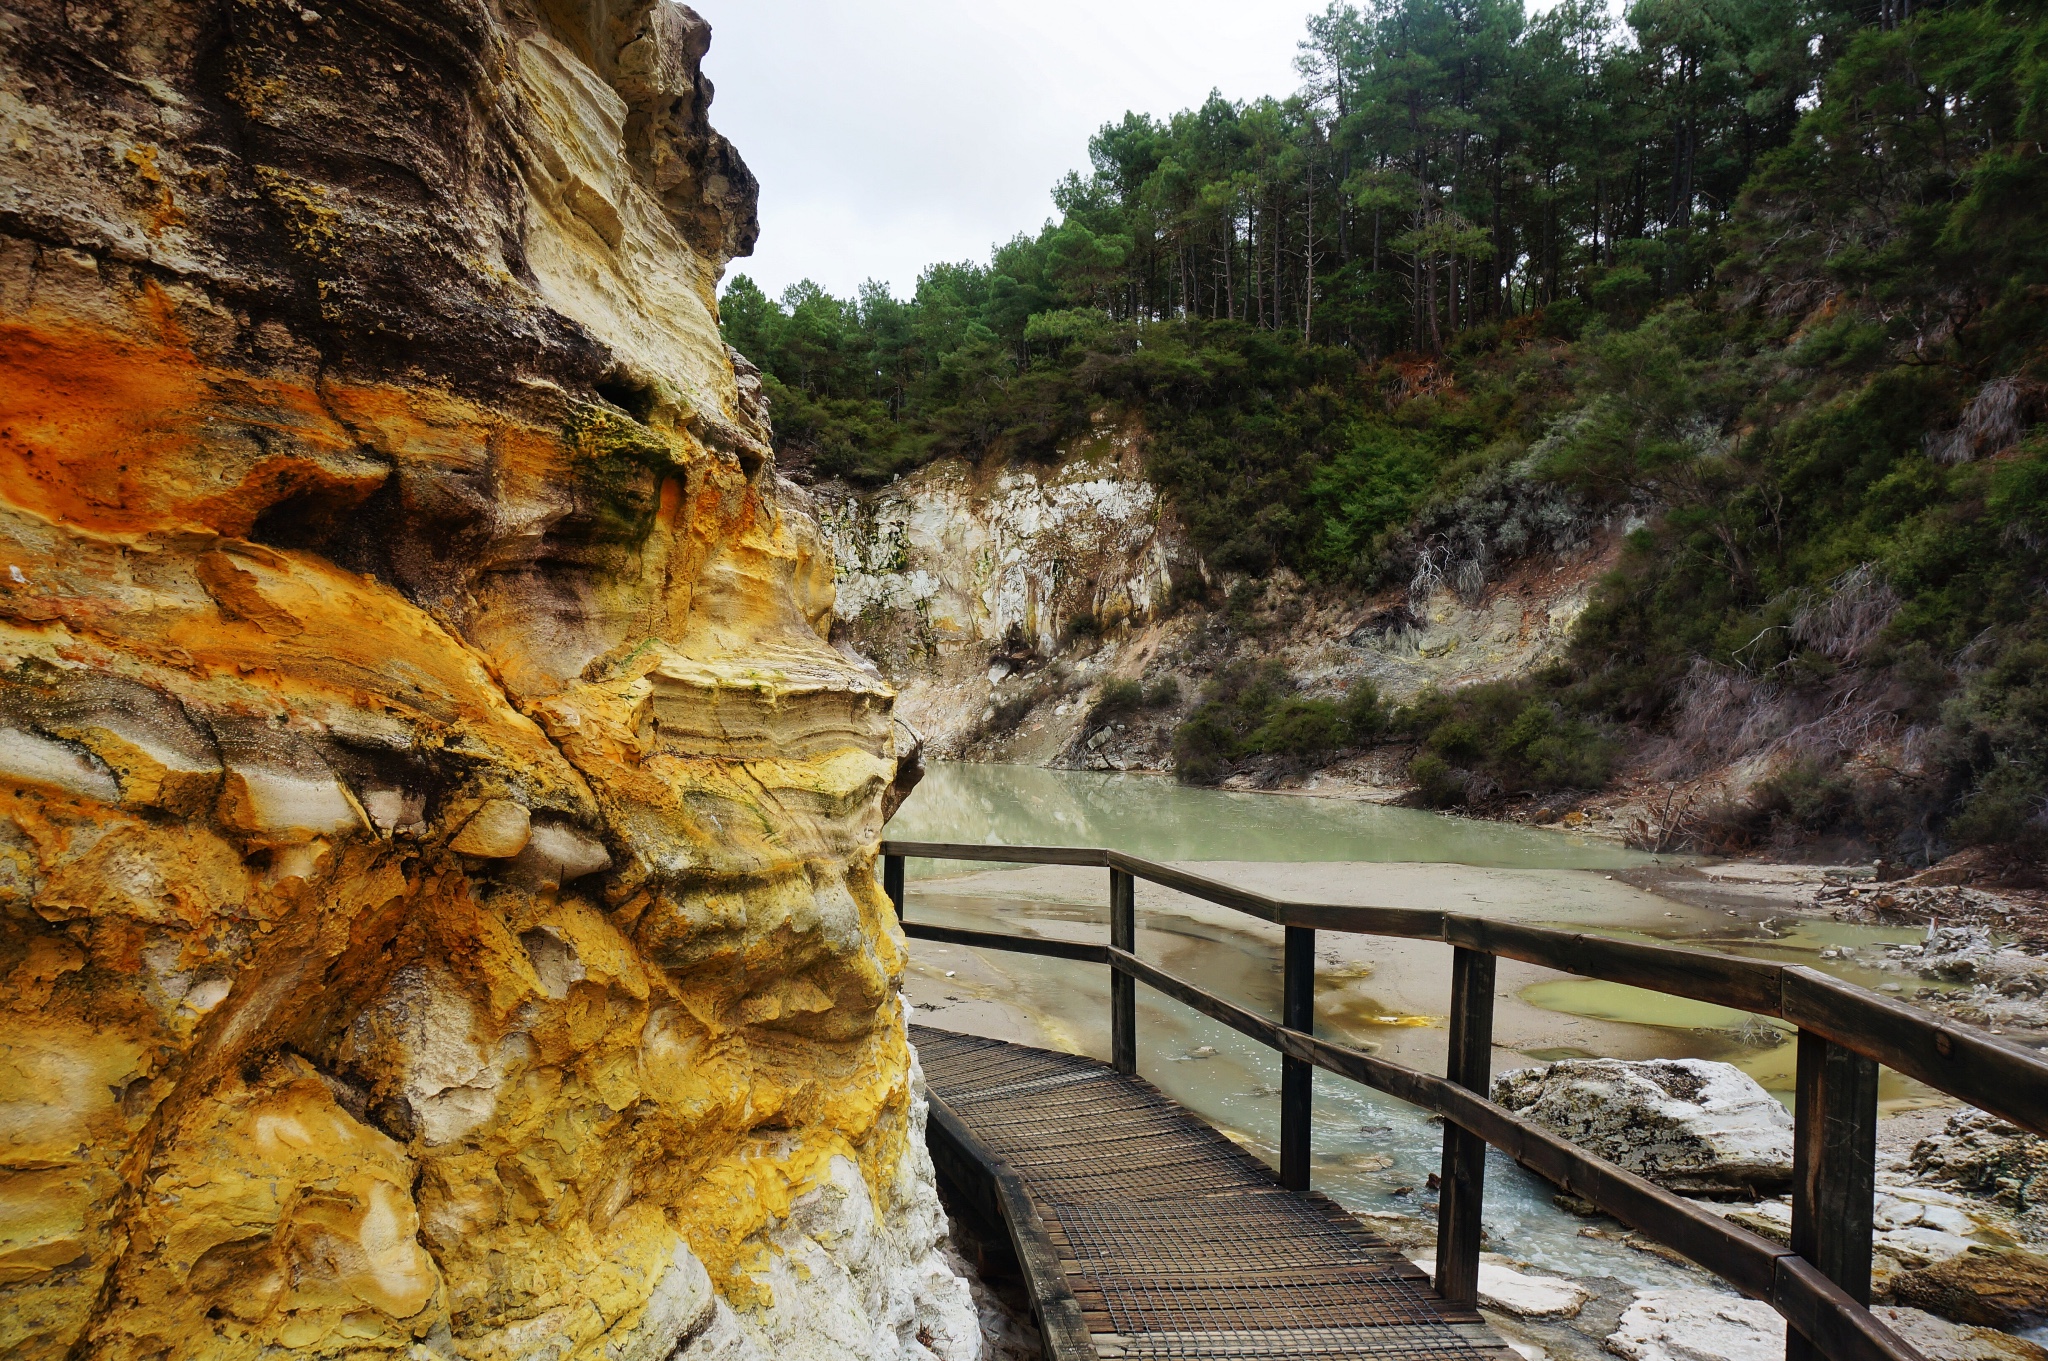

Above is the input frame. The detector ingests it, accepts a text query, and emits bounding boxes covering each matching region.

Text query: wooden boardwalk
[915,1026,1512,1361]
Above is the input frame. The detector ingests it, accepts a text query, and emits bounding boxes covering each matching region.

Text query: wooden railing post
[1110,867,1136,1075]
[882,853,906,920]
[1788,1029,1879,1361]
[1280,925,1316,1193]
[1435,947,1495,1308]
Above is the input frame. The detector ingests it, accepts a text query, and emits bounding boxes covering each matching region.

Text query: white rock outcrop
[1604,1289,1785,1361]
[1494,1059,1794,1193]
[821,438,1191,663]
[815,431,1202,752]
[1412,1256,1590,1318]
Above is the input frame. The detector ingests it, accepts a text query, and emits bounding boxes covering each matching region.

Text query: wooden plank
[901,920,1111,964]
[924,1095,1097,1361]
[1280,924,1315,1193]
[1302,1030,1792,1302]
[1110,868,1136,1076]
[1445,916,1787,1017]
[1780,967,2048,1138]
[892,845,2047,1138]
[1282,900,1449,938]
[918,1028,1506,1358]
[1115,939,1786,1299]
[1435,947,1495,1309]
[881,839,1110,867]
[1111,947,1284,1050]
[1789,1030,1880,1361]
[882,852,906,919]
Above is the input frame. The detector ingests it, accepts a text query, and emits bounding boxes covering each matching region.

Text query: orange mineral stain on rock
[0,318,378,538]
[0,1,964,1358]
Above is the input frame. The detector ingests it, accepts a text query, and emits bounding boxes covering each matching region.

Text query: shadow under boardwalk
[914,1026,1513,1361]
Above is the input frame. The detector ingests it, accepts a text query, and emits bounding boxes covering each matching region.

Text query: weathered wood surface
[1110,867,1137,1077]
[884,838,1996,1360]
[1434,948,1495,1309]
[916,1026,1513,1361]
[1280,924,1316,1194]
[1789,1032,1881,1361]
[901,920,1111,963]
[1097,946,1922,1361]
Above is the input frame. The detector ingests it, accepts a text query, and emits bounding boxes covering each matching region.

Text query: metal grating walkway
[914,1026,1512,1361]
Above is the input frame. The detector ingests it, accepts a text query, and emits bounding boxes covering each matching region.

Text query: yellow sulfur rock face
[0,2,968,1359]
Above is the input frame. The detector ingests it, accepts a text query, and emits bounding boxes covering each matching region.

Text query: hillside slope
[740,0,2048,871]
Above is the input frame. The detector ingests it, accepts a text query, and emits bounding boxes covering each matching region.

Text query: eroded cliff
[0,2,971,1358]
[816,431,1614,776]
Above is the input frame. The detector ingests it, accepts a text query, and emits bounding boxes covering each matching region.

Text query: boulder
[1871,1306,2048,1361]
[1603,1289,1784,1361]
[1494,1059,1794,1193]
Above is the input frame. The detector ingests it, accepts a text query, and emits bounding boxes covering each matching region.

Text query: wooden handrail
[884,839,2048,1361]
[882,838,2048,1135]
[1104,943,1911,1361]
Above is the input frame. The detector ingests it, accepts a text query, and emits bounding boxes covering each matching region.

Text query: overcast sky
[697,1,1318,302]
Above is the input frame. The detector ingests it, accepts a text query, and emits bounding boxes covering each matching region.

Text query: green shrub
[1170,668,1391,783]
[1536,298,1588,340]
[1170,710,1240,784]
[1089,679,1144,723]
[1946,762,2047,854]
[1409,754,1469,807]
[1340,681,1389,740]
[1248,698,1348,757]
[1392,683,1618,802]
[1142,676,1182,707]
[1753,760,1858,833]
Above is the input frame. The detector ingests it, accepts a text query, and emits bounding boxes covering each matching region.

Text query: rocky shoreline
[1369,1061,2048,1361]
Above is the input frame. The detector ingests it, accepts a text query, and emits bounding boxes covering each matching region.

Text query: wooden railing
[881,839,2048,1361]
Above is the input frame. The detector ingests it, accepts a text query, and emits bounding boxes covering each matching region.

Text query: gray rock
[1910,1108,2048,1225]
[1494,1059,1793,1194]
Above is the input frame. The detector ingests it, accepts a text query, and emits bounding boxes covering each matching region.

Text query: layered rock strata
[0,2,970,1358]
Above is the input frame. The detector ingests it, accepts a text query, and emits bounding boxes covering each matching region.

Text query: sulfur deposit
[0,2,973,1358]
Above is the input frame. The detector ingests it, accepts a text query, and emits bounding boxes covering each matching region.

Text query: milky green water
[891,761,1663,870]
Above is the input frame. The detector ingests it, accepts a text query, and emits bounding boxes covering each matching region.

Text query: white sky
[697,1,1318,301]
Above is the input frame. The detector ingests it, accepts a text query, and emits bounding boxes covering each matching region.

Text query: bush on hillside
[1396,681,1619,808]
[1171,665,1389,784]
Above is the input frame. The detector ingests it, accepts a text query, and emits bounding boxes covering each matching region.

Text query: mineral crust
[0,1,970,1357]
